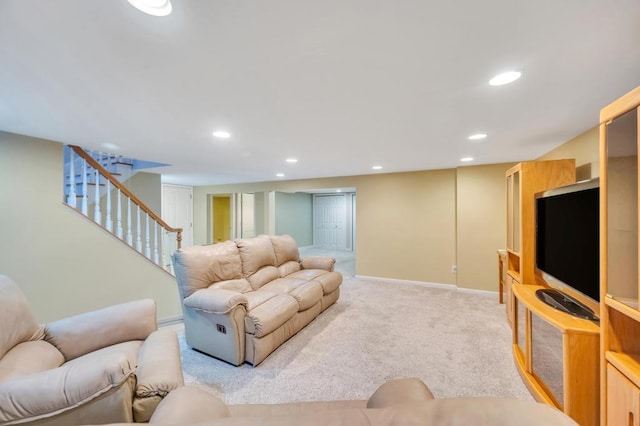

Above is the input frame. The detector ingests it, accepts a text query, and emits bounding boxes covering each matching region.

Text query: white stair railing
[63,145,182,274]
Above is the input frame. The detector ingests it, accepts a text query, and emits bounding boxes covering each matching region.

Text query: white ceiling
[1,1,640,186]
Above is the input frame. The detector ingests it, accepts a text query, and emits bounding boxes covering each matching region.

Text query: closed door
[314,195,346,249]
[162,184,193,248]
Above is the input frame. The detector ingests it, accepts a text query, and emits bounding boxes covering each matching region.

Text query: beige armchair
[0,275,184,425]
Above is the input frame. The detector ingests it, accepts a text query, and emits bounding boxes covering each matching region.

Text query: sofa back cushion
[236,236,279,290]
[172,241,243,298]
[0,276,44,359]
[270,235,300,266]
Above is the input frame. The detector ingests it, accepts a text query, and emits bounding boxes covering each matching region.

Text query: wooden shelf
[605,296,640,323]
[606,352,640,389]
[513,284,599,335]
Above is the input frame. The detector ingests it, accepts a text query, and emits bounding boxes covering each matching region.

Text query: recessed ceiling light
[127,0,172,16]
[286,158,298,163]
[372,165,383,170]
[461,157,474,162]
[102,142,120,151]
[335,189,342,192]
[276,173,285,177]
[489,71,521,86]
[212,131,231,139]
[468,133,487,140]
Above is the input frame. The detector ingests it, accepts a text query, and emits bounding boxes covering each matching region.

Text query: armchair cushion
[0,276,44,360]
[0,341,63,383]
[0,351,135,424]
[366,377,434,408]
[44,299,157,361]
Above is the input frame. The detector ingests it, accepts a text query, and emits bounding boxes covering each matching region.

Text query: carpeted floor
[177,276,533,404]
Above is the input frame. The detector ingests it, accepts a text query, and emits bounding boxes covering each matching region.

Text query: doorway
[161,184,193,248]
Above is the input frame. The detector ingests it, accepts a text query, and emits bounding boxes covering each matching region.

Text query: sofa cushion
[173,242,243,298]
[0,340,64,384]
[270,235,300,266]
[288,270,343,295]
[278,260,302,278]
[236,235,276,278]
[0,275,45,360]
[246,266,281,291]
[210,278,252,293]
[260,278,323,311]
[245,294,298,337]
[244,291,280,311]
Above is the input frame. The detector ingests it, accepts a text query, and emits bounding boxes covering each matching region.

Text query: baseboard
[158,315,183,327]
[354,275,499,297]
[355,275,457,291]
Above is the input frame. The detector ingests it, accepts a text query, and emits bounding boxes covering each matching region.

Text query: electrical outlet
[451,265,457,273]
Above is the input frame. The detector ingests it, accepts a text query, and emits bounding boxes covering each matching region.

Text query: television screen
[535,180,600,302]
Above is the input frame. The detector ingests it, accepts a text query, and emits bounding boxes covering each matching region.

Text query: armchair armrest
[183,288,248,314]
[0,352,135,424]
[44,299,157,361]
[133,328,185,422]
[300,256,336,272]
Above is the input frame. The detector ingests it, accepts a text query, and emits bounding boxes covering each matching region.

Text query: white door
[240,193,256,238]
[313,194,347,249]
[162,184,193,248]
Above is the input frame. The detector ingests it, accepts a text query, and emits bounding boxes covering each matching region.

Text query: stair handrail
[68,145,183,249]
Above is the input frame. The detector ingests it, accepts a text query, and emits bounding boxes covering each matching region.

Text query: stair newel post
[136,204,142,252]
[67,148,77,208]
[126,198,133,245]
[116,188,123,239]
[105,180,113,232]
[144,212,151,257]
[93,169,101,224]
[177,230,182,250]
[81,158,88,215]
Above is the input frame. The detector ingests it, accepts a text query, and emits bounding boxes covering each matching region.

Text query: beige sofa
[0,275,184,426]
[172,234,342,366]
[96,378,578,425]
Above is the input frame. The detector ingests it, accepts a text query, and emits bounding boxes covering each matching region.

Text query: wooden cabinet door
[607,364,640,426]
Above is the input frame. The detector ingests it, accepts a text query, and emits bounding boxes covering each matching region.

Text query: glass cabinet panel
[606,108,639,308]
[507,174,514,250]
[513,171,520,253]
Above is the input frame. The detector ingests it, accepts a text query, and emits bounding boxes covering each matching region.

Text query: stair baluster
[67,152,76,208]
[105,180,113,232]
[136,205,142,252]
[81,159,88,215]
[116,189,123,239]
[93,168,101,224]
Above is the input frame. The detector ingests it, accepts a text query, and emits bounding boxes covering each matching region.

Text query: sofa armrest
[44,299,157,361]
[366,378,435,408]
[133,328,185,422]
[183,288,248,314]
[300,256,336,272]
[0,352,135,424]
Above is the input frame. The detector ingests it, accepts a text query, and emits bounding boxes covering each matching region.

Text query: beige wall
[456,163,515,291]
[0,132,181,323]
[195,170,458,286]
[537,126,599,181]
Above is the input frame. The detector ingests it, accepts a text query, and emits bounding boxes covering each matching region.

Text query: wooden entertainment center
[505,159,602,425]
[503,85,640,426]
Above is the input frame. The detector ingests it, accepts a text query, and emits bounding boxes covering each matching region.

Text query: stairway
[63,145,182,274]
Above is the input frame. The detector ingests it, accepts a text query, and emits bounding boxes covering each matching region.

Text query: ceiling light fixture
[127,0,172,16]
[286,158,298,163]
[489,71,521,86]
[468,133,487,140]
[276,173,285,177]
[461,157,474,162]
[372,165,383,170]
[212,131,231,139]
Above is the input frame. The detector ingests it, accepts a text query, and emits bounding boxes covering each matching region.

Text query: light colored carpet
[178,277,533,404]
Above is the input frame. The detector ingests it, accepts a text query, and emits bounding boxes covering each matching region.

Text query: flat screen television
[534,178,600,320]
